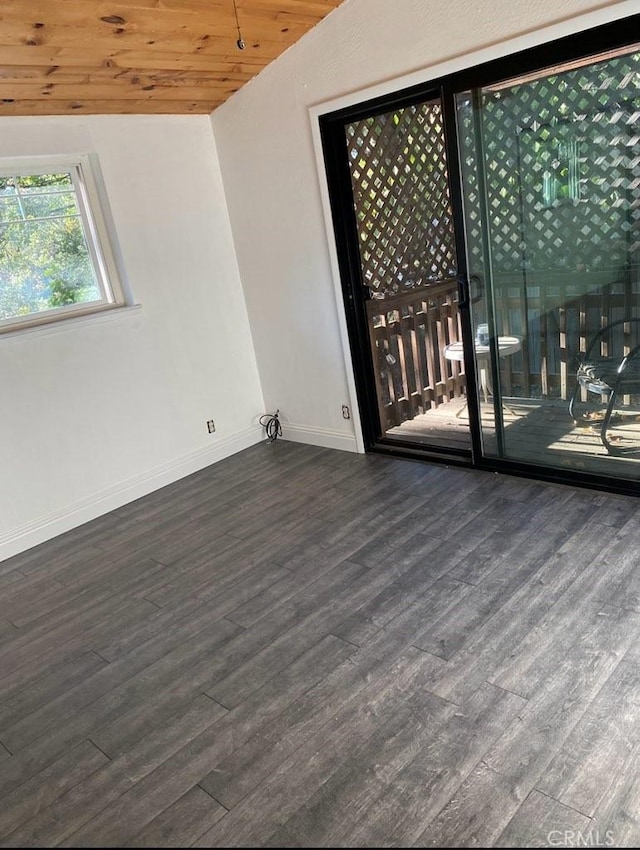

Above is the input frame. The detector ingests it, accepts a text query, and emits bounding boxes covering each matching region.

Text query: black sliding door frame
[320,85,481,465]
[319,14,640,496]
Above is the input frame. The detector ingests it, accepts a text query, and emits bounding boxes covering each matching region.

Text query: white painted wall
[0,115,264,560]
[211,0,639,453]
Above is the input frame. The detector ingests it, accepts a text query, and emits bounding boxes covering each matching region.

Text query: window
[0,155,127,333]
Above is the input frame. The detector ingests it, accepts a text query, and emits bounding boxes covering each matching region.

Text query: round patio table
[444,335,521,413]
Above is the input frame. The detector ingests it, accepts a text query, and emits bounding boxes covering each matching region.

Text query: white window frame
[0,153,129,334]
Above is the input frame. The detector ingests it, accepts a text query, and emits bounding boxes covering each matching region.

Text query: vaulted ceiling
[0,1,344,115]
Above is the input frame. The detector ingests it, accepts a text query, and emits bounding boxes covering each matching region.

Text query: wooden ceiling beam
[0,46,269,71]
[0,5,323,42]
[111,0,342,13]
[0,81,244,100]
[0,24,310,54]
[0,66,255,85]
[0,98,217,115]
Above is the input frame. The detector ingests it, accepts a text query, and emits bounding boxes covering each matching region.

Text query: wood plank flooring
[1,440,640,846]
[388,396,640,477]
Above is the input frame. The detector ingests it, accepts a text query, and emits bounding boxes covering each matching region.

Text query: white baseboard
[280,421,361,453]
[0,425,263,564]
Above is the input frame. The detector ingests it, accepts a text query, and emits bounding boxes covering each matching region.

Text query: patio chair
[569,317,640,454]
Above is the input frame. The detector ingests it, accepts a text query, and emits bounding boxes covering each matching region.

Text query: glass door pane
[457,44,640,479]
[343,97,472,452]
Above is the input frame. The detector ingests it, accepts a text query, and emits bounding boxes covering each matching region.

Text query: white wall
[211,0,639,453]
[0,115,264,560]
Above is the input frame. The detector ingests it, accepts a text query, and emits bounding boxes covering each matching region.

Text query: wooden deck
[388,396,640,477]
[1,441,640,846]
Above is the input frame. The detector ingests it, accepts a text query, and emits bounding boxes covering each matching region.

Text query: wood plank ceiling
[0,0,344,115]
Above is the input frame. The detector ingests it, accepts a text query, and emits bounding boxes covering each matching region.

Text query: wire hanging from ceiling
[232,0,246,50]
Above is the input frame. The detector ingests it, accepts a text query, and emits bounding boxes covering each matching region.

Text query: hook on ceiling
[232,0,245,50]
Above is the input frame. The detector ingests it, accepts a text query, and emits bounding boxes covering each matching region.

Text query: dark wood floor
[1,441,640,847]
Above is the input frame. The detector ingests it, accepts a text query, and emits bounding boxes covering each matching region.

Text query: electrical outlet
[206,420,215,433]
[341,405,351,420]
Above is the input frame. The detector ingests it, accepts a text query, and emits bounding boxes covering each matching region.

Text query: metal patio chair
[569,317,640,454]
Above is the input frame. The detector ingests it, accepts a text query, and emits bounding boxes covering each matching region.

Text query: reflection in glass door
[457,44,640,479]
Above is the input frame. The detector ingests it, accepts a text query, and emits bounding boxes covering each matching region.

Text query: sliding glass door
[457,41,640,480]
[321,16,640,492]
[321,89,479,461]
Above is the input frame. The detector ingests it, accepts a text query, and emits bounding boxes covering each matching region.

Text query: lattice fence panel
[457,51,640,275]
[345,100,458,299]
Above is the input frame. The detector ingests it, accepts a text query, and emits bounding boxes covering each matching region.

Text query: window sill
[0,303,142,342]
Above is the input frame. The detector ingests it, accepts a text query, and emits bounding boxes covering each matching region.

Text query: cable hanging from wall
[232,0,246,50]
[260,410,282,442]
